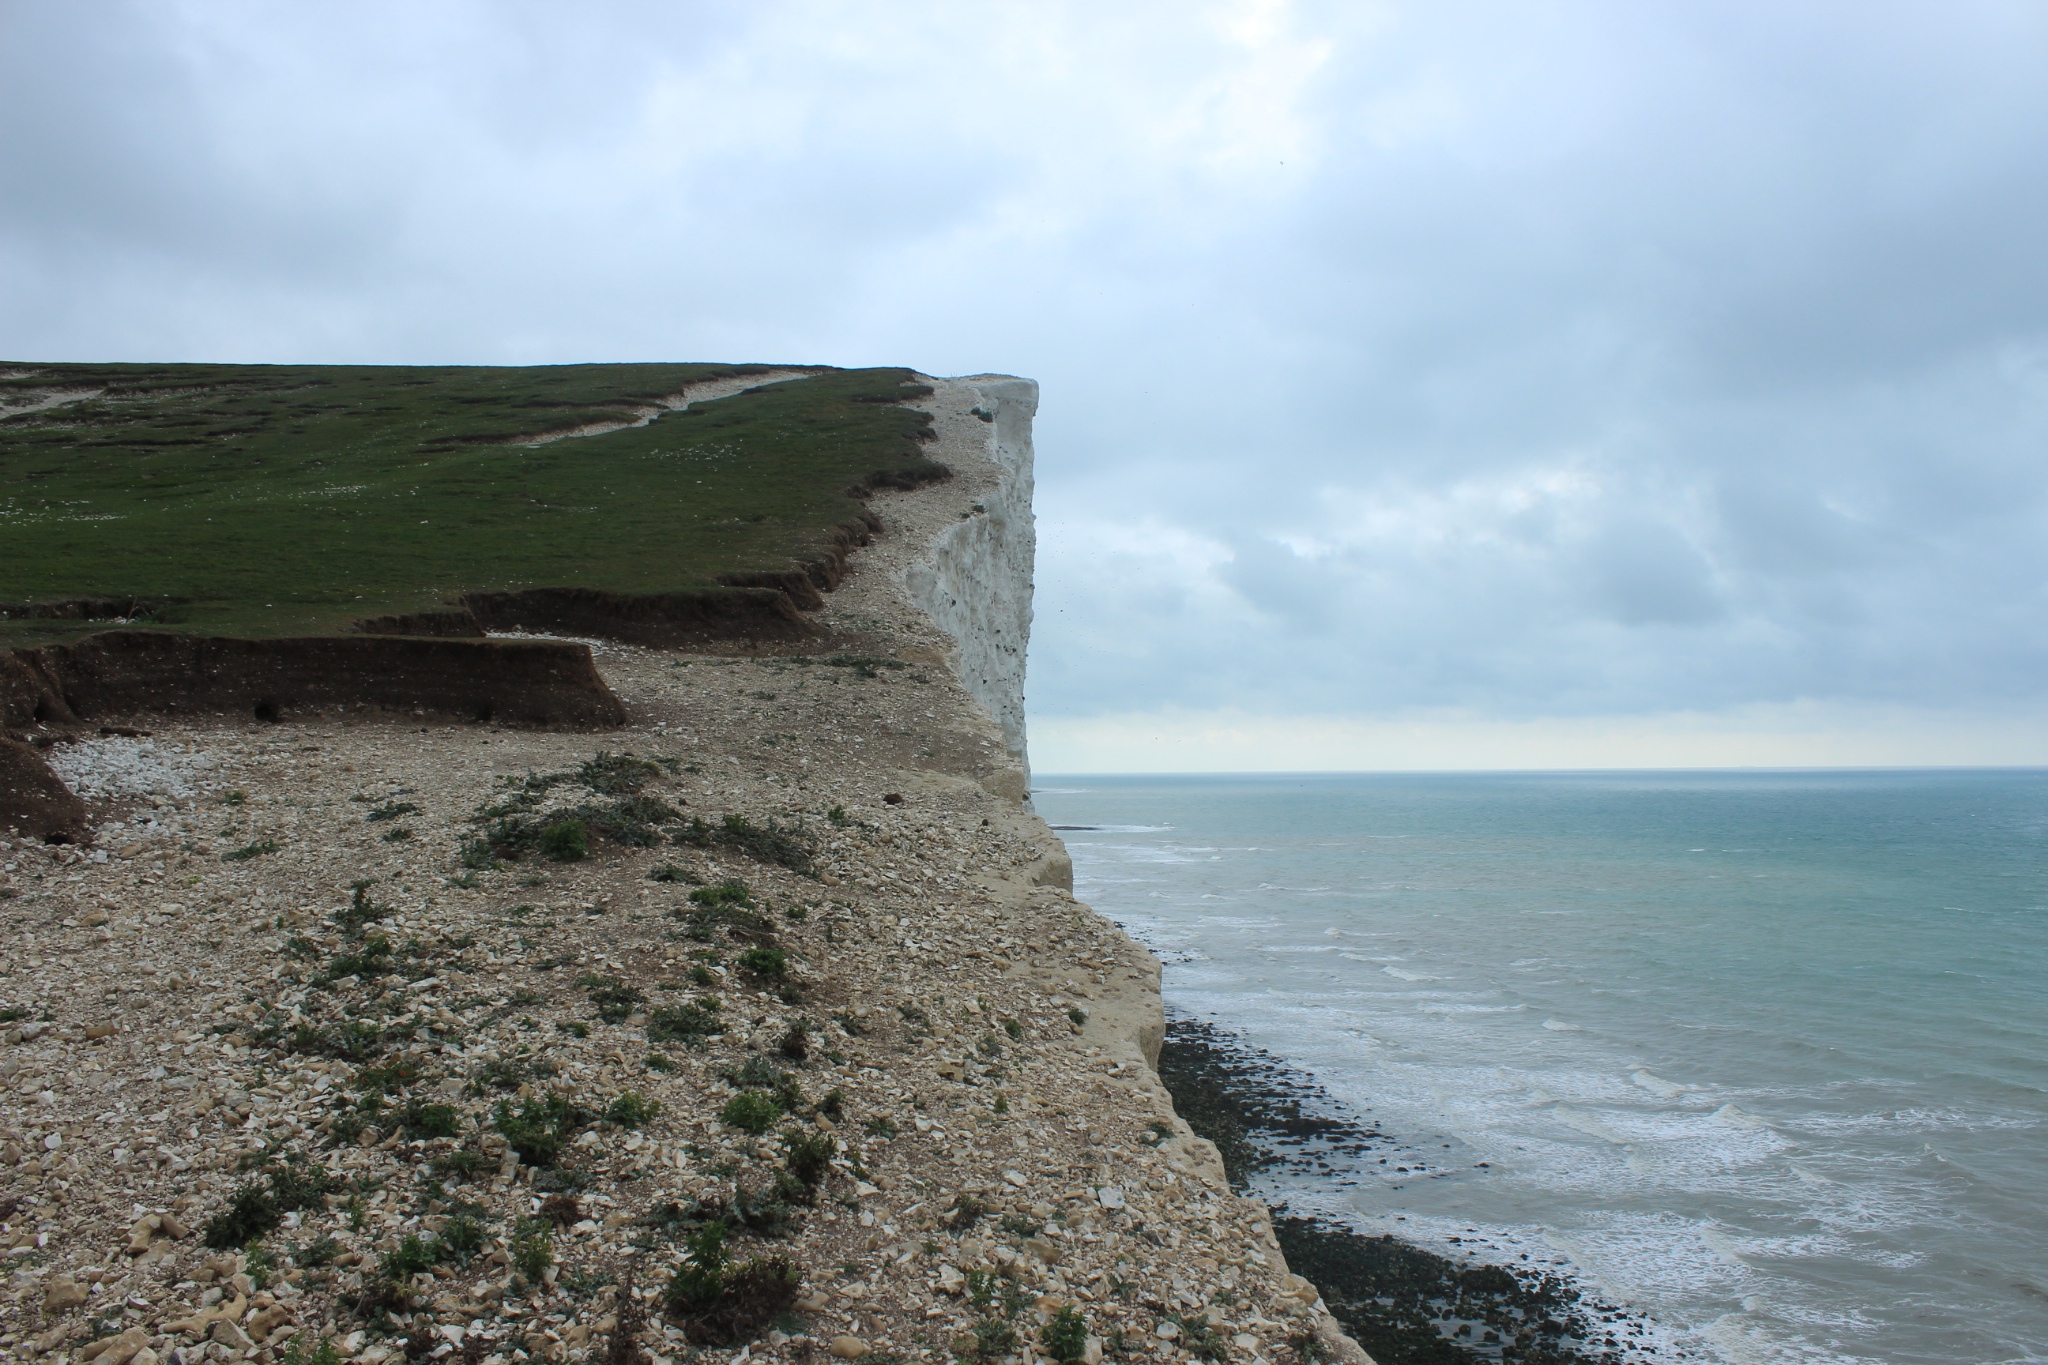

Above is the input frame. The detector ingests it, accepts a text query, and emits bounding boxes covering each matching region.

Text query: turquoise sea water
[1033,771,2048,1365]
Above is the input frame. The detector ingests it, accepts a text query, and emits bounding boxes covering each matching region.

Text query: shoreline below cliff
[1153,1017,1667,1365]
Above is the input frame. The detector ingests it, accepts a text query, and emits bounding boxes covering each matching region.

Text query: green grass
[0,362,940,646]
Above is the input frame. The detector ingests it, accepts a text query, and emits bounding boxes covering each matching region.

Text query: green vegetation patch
[202,1157,337,1249]
[647,996,724,1044]
[493,1093,591,1167]
[673,813,818,877]
[665,1220,801,1347]
[720,1092,785,1134]
[0,363,940,645]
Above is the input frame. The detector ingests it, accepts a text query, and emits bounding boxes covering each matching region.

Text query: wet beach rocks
[1155,1020,1674,1365]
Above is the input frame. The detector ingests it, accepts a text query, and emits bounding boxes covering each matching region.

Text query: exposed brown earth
[0,637,625,735]
[0,741,88,845]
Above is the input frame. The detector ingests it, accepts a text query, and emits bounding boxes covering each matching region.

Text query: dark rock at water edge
[1157,1015,1658,1365]
[1157,1015,1386,1189]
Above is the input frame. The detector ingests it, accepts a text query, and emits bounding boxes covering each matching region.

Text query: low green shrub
[400,1102,463,1139]
[607,1091,661,1128]
[737,945,788,979]
[577,752,664,795]
[672,814,818,877]
[380,1233,438,1280]
[647,997,722,1043]
[431,1148,489,1181]
[511,1217,554,1281]
[494,1093,585,1166]
[286,1019,384,1061]
[319,932,395,983]
[666,1220,729,1312]
[782,1128,834,1188]
[721,1091,783,1134]
[202,1158,336,1249]
[688,879,753,909]
[333,880,386,934]
[278,1337,345,1365]
[538,819,589,862]
[579,973,646,1024]
[1169,1312,1229,1362]
[725,1055,803,1110]
[291,1235,340,1268]
[664,1220,801,1346]
[203,1184,282,1251]
[776,1019,810,1060]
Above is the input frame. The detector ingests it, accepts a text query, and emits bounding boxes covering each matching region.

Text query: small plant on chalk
[511,1217,554,1282]
[399,1102,461,1140]
[738,945,789,979]
[664,1219,801,1346]
[606,1091,661,1129]
[278,1338,345,1365]
[1042,1307,1091,1364]
[493,1093,587,1167]
[646,997,722,1044]
[776,1019,811,1061]
[721,1091,783,1135]
[538,818,588,862]
[578,974,645,1025]
[781,1128,835,1190]
[688,879,754,909]
[1168,1313,1228,1362]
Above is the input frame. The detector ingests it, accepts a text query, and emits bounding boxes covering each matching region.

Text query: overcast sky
[5,0,2047,769]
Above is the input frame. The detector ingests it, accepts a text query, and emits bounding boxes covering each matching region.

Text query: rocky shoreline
[0,377,1373,1365]
[1154,1019,1669,1365]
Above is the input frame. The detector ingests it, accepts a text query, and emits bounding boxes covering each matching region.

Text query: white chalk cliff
[904,375,1038,790]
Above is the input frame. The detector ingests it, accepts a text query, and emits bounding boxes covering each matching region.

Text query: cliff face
[904,377,1038,789]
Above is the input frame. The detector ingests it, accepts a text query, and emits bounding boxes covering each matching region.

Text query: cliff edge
[903,377,1038,793]
[0,371,1370,1365]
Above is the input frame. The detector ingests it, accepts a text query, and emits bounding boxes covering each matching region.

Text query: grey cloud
[1572,523,1725,629]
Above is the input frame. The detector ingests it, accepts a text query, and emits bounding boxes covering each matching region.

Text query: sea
[1031,770,2048,1365]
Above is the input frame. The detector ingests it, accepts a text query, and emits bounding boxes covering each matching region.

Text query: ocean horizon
[1035,768,2048,1365]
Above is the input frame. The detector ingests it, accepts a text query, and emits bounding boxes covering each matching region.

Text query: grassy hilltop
[0,362,940,647]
